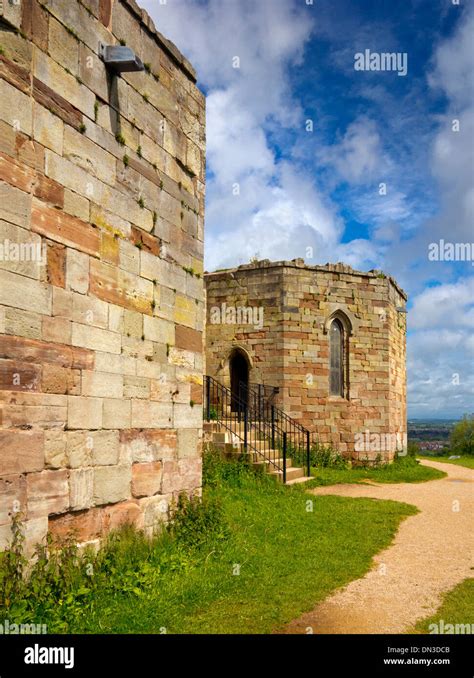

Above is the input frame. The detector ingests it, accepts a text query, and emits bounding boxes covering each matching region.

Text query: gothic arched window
[329,318,345,397]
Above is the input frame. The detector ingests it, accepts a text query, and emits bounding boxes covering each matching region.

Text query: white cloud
[409,279,474,330]
[318,116,383,184]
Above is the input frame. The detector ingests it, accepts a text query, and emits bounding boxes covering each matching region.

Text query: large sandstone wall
[205,260,407,461]
[0,0,205,552]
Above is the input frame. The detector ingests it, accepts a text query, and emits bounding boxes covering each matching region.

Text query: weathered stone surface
[0,475,27,525]
[64,189,89,221]
[70,468,94,511]
[0,0,204,548]
[175,325,202,353]
[34,50,95,120]
[32,78,83,131]
[143,316,174,344]
[90,430,120,466]
[131,401,173,429]
[104,500,143,532]
[102,398,131,429]
[31,199,100,258]
[48,16,79,76]
[42,316,71,345]
[27,469,69,519]
[42,363,80,395]
[119,429,177,463]
[2,307,41,340]
[33,104,64,156]
[0,335,93,369]
[93,465,131,506]
[49,507,104,542]
[44,430,68,469]
[21,0,49,52]
[82,371,123,399]
[64,126,116,186]
[0,80,33,135]
[67,396,103,430]
[90,259,153,315]
[66,249,89,294]
[131,462,162,498]
[46,242,66,288]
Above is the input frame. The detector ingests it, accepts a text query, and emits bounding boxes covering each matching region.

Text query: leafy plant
[450,414,474,455]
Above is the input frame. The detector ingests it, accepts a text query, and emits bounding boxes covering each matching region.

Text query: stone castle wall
[0,0,205,552]
[205,259,407,461]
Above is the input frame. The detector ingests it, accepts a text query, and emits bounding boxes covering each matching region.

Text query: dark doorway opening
[230,349,249,412]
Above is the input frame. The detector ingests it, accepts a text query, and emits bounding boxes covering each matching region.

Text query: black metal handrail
[204,376,286,477]
[238,380,311,477]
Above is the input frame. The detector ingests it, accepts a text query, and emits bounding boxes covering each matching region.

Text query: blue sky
[141,0,474,419]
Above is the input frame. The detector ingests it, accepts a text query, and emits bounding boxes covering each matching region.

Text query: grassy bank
[0,453,417,634]
[413,579,474,633]
[308,455,445,487]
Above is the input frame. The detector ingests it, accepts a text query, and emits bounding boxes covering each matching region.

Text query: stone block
[82,371,123,399]
[72,292,108,329]
[64,189,89,221]
[0,430,44,476]
[42,316,72,344]
[123,376,149,399]
[0,77,32,136]
[67,430,93,469]
[63,126,116,186]
[93,465,131,506]
[32,198,100,257]
[48,16,79,75]
[123,309,143,339]
[119,429,177,463]
[67,396,103,430]
[46,241,66,288]
[66,249,89,294]
[3,307,42,340]
[90,430,120,466]
[34,50,95,120]
[21,0,49,52]
[177,428,200,459]
[70,468,94,511]
[43,363,81,395]
[89,259,153,315]
[131,462,163,498]
[131,400,173,429]
[175,325,202,353]
[72,323,121,354]
[143,316,174,344]
[102,398,131,429]
[0,181,31,228]
[44,430,68,469]
[103,500,143,532]
[0,475,27,525]
[27,469,69,519]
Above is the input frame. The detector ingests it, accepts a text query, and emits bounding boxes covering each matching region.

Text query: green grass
[0,456,418,635]
[308,455,445,487]
[413,579,474,633]
[418,455,474,469]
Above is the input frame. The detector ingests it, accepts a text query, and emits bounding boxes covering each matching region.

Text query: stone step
[269,466,306,482]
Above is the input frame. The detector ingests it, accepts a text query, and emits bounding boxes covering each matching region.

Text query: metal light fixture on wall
[99,43,145,72]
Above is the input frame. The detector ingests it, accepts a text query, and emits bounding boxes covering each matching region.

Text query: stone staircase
[203,420,310,484]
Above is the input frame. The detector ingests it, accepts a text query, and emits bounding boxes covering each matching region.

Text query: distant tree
[450,414,474,455]
[407,441,420,458]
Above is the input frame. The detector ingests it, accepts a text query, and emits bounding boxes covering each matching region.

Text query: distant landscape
[408,419,458,452]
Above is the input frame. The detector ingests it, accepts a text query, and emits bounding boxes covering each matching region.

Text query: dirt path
[283,460,474,634]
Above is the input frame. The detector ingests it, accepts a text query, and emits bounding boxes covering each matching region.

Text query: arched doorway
[229,349,249,412]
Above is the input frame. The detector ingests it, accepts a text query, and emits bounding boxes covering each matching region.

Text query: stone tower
[205,259,407,461]
[0,0,205,552]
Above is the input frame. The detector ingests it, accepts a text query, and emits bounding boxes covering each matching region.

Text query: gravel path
[283,460,474,634]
